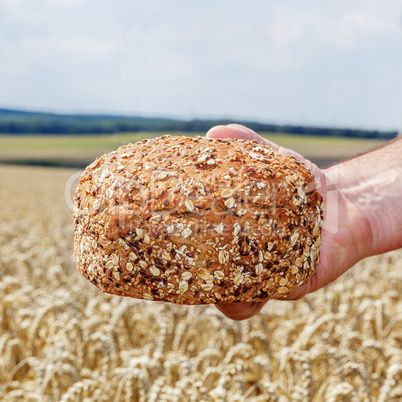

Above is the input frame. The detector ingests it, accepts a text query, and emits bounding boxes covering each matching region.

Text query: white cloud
[0,0,401,130]
[344,13,394,33]
[23,37,118,57]
[46,0,86,6]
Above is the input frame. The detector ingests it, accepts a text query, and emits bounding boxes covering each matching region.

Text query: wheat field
[0,164,401,401]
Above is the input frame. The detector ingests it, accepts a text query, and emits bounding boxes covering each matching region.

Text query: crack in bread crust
[74,135,324,305]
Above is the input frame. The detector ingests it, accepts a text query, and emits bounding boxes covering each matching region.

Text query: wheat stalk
[0,165,401,401]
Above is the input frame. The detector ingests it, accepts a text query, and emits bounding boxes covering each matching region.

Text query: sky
[0,0,401,131]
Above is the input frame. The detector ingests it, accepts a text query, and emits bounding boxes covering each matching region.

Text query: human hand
[207,124,373,320]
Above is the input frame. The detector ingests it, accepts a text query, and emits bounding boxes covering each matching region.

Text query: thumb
[207,124,306,162]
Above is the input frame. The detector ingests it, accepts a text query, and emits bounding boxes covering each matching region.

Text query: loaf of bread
[74,135,323,304]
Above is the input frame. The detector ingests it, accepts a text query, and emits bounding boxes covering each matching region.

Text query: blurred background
[1,2,402,400]
[0,0,401,167]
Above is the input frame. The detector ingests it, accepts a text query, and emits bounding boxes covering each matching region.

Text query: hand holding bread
[74,123,402,320]
[74,126,323,306]
[209,125,402,320]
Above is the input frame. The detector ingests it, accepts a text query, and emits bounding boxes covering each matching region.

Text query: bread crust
[74,135,323,304]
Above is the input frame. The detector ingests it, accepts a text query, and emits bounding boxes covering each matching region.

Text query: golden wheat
[0,165,401,401]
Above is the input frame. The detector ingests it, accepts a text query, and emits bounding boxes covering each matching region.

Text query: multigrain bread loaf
[74,135,323,304]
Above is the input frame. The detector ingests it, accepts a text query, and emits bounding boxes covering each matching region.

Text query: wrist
[325,164,375,262]
[327,138,402,259]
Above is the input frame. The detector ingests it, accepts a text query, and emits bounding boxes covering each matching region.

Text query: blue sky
[0,0,401,131]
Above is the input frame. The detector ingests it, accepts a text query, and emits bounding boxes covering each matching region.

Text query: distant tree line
[0,108,397,139]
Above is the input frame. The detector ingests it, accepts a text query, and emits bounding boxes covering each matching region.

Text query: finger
[215,300,268,321]
[277,280,313,301]
[207,124,279,150]
[277,236,336,301]
[207,124,268,144]
[207,124,307,163]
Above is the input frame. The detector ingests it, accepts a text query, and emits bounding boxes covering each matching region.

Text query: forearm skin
[328,136,402,260]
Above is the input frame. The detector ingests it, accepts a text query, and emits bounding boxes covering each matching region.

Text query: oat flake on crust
[74,135,324,305]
